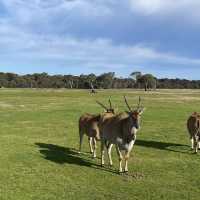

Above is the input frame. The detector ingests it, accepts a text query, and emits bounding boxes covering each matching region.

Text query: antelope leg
[88,137,94,154]
[107,143,113,166]
[101,140,105,166]
[92,138,97,158]
[115,145,123,173]
[124,151,130,172]
[191,137,194,150]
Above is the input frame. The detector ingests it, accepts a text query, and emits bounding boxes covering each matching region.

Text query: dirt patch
[147,96,200,102]
[178,96,200,101]
[19,105,25,108]
[121,171,145,182]
[0,102,13,108]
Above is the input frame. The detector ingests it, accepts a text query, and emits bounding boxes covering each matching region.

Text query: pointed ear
[138,107,145,115]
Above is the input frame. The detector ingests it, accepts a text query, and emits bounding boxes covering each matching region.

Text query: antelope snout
[131,127,138,134]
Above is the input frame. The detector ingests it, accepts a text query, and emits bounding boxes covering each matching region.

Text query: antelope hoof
[124,170,128,173]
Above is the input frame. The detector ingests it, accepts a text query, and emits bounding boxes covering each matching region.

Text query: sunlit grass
[0,88,199,200]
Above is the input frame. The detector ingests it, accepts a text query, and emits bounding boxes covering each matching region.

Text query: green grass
[0,88,200,200]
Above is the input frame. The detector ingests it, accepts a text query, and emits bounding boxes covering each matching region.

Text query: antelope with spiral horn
[78,99,115,158]
[99,96,145,172]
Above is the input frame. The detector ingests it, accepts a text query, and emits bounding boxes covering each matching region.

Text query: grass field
[0,88,200,200]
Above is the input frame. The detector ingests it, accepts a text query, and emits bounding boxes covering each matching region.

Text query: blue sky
[0,0,200,79]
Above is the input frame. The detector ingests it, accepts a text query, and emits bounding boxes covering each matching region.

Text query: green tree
[97,72,115,89]
[130,71,142,88]
[138,74,157,91]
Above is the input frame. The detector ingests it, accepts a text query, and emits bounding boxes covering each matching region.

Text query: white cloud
[130,0,166,15]
[129,0,200,20]
[1,0,113,23]
[0,22,200,70]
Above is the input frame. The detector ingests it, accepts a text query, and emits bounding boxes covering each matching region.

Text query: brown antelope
[187,112,200,153]
[99,96,144,173]
[78,99,115,158]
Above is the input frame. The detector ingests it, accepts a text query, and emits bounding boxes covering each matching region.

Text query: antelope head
[123,96,145,129]
[96,98,115,114]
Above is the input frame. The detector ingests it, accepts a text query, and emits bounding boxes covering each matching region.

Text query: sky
[0,0,200,79]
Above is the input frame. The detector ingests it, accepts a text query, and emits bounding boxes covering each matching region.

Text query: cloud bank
[0,0,199,79]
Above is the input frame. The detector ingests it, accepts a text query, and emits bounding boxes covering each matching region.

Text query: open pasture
[0,89,199,200]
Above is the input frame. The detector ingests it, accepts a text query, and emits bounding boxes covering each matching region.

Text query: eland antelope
[78,99,115,158]
[99,96,144,173]
[187,112,200,153]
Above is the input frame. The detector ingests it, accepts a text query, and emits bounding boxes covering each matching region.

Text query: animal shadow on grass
[135,139,190,154]
[35,143,117,173]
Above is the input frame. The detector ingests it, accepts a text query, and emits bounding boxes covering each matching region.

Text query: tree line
[0,72,199,90]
